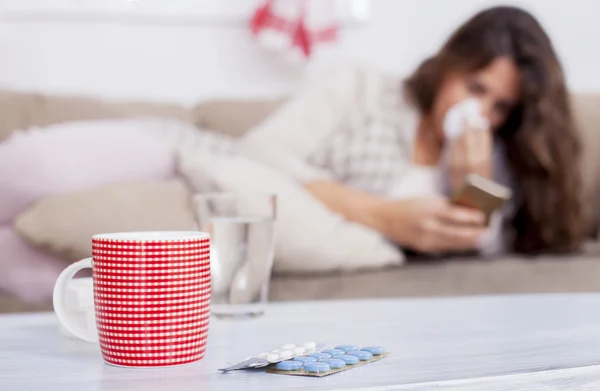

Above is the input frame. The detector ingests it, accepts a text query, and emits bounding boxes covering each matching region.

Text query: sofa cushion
[270,249,600,301]
[571,93,600,236]
[0,90,282,143]
[14,179,197,261]
[0,89,195,142]
[193,98,285,138]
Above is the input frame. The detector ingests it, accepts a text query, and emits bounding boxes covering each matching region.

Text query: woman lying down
[237,5,584,257]
[0,6,586,302]
[158,5,582,259]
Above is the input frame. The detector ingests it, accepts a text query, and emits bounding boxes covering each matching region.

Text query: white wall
[0,0,597,104]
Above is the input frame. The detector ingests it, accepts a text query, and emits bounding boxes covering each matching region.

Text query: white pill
[302,341,317,349]
[279,349,293,359]
[281,343,296,350]
[293,347,306,355]
[266,353,280,363]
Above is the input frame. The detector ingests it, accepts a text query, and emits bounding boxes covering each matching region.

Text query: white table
[3,295,600,391]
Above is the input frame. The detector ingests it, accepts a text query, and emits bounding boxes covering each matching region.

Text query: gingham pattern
[307,113,412,196]
[306,78,414,197]
[92,236,211,368]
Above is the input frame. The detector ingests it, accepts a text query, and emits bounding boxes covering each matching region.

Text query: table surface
[3,294,600,391]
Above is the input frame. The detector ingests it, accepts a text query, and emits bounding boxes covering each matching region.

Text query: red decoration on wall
[250,0,339,59]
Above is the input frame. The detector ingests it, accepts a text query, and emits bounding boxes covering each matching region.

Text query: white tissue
[443,98,490,140]
[442,99,508,254]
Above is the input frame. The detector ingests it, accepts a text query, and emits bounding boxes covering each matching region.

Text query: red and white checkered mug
[52,231,211,368]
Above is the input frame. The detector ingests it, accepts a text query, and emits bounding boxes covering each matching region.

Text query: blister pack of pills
[218,341,323,372]
[219,342,388,377]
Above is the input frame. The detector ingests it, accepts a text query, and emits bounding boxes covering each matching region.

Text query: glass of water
[193,193,276,318]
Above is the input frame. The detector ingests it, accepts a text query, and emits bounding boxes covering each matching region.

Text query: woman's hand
[305,181,487,254]
[448,118,493,192]
[375,196,487,253]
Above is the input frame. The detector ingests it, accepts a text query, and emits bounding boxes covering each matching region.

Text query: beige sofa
[1,90,600,313]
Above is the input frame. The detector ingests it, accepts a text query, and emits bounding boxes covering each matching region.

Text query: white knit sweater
[237,64,516,255]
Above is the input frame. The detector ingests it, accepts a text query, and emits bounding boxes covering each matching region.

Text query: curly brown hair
[405,6,585,254]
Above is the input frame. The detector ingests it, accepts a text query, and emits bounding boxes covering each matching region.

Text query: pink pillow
[0,119,174,224]
[0,225,66,303]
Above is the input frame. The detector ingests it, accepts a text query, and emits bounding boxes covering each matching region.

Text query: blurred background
[0,0,597,102]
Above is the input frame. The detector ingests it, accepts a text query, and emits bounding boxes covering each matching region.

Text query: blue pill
[319,358,346,369]
[308,352,332,359]
[276,360,303,371]
[303,361,331,373]
[322,349,345,356]
[332,354,359,365]
[293,356,317,363]
[346,350,373,361]
[335,345,358,352]
[361,346,385,356]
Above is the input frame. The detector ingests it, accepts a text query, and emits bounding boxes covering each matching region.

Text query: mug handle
[52,258,98,343]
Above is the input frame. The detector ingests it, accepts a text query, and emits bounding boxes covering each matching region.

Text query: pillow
[0,118,174,224]
[179,153,404,274]
[14,179,197,262]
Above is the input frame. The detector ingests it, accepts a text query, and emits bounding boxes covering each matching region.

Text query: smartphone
[450,174,512,225]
